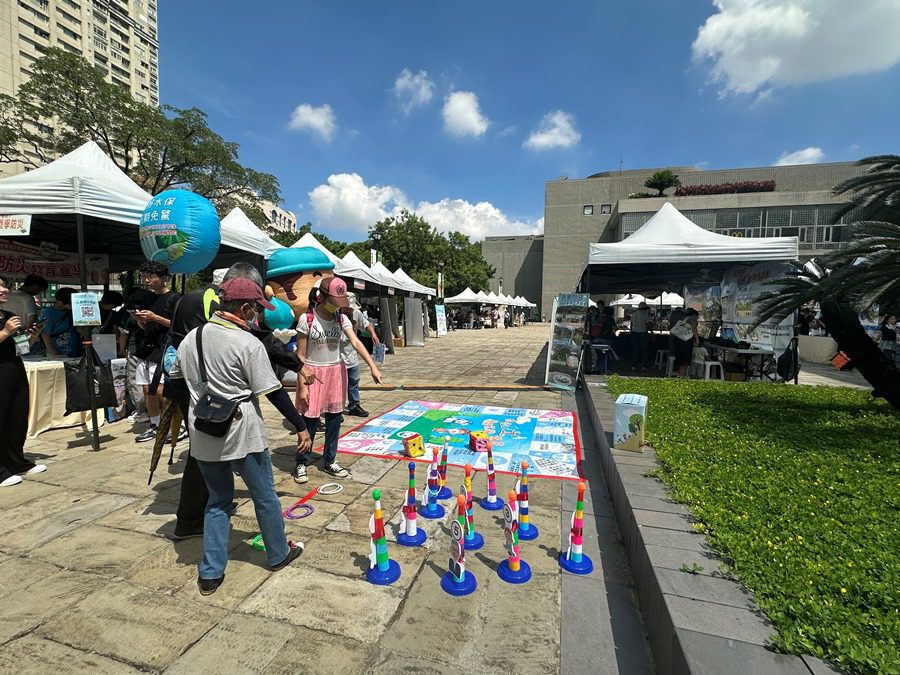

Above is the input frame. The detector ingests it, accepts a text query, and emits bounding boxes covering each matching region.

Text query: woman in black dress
[0,275,46,487]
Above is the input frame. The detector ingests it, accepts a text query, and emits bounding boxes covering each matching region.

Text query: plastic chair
[654,349,669,370]
[666,355,676,377]
[701,361,724,381]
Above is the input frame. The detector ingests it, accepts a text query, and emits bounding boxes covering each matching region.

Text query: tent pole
[76,211,101,452]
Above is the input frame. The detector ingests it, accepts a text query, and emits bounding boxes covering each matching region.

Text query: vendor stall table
[707,346,776,382]
[797,335,839,365]
[23,358,104,438]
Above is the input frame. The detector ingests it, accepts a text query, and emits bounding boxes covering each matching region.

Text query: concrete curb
[581,379,844,675]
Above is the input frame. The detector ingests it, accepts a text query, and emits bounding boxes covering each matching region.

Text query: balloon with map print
[139,190,221,273]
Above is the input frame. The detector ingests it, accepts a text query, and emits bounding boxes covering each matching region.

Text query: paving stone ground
[2,325,655,674]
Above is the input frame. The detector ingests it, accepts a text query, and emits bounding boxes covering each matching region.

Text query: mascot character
[265,247,335,322]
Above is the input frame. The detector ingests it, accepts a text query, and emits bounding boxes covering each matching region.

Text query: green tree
[368,211,494,295]
[0,49,280,226]
[756,154,900,408]
[644,169,681,197]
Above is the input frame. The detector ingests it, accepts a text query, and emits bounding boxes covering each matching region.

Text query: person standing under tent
[38,287,82,358]
[293,277,383,484]
[630,301,652,371]
[133,261,181,443]
[341,292,379,418]
[0,275,46,487]
[4,275,48,330]
[672,308,700,378]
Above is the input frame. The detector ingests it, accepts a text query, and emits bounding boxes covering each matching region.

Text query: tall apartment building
[0,0,159,175]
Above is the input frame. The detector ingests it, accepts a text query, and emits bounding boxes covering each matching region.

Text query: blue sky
[159,0,900,242]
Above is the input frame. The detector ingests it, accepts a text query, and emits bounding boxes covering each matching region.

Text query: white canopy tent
[220,208,284,260]
[394,267,435,296]
[444,287,480,304]
[485,291,501,304]
[475,290,490,303]
[582,202,798,294]
[339,250,383,287]
[370,261,407,291]
[610,292,685,307]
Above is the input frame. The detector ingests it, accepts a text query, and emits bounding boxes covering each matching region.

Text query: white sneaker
[1,475,23,487]
[129,411,150,423]
[23,464,46,475]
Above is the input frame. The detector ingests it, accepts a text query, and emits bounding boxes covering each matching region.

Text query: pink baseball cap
[319,277,350,308]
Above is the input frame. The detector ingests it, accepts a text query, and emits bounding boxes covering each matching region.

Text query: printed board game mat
[337,400,582,480]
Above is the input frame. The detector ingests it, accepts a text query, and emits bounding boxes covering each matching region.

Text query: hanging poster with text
[545,293,589,391]
[338,400,582,480]
[0,240,108,285]
[721,261,794,353]
[683,282,722,338]
[435,304,447,337]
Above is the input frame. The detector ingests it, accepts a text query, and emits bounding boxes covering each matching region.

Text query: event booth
[580,202,800,379]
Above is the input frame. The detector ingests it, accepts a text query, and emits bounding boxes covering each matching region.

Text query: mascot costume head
[263,247,336,330]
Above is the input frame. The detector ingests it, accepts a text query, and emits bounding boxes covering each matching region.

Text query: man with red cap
[168,276,311,596]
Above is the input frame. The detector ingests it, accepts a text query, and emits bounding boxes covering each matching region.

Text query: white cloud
[775,146,825,166]
[393,68,435,114]
[442,91,489,137]
[288,103,337,141]
[693,0,900,95]
[523,110,581,150]
[307,173,542,240]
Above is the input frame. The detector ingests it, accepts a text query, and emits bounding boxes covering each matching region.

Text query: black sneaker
[293,464,308,484]
[136,425,159,443]
[323,462,350,478]
[197,576,224,595]
[271,541,304,571]
[168,527,203,541]
[347,404,369,417]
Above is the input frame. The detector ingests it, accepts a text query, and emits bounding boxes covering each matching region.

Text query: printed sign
[435,304,447,337]
[71,292,102,327]
[0,240,108,285]
[545,293,589,391]
[721,262,794,352]
[0,214,31,236]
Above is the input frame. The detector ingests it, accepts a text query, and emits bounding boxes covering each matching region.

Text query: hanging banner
[435,304,447,337]
[0,214,31,236]
[683,282,722,339]
[403,297,425,347]
[0,240,108,284]
[545,293,589,390]
[721,262,794,353]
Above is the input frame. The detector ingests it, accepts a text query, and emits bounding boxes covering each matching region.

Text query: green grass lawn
[606,377,899,674]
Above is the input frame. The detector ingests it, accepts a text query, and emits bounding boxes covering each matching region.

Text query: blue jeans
[297,412,342,468]
[196,449,288,579]
[346,365,361,408]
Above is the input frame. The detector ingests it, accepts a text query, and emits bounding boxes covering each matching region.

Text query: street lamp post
[499,277,503,296]
[437,260,445,300]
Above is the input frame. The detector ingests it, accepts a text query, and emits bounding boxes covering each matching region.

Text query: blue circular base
[397,529,427,547]
[366,559,401,585]
[441,570,477,596]
[497,559,532,584]
[436,486,453,500]
[463,531,485,551]
[419,503,445,520]
[518,523,539,541]
[559,552,594,575]
[479,496,504,511]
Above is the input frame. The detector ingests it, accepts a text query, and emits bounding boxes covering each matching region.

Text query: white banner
[545,293,589,390]
[0,214,31,236]
[435,304,447,337]
[0,240,108,284]
[721,262,794,353]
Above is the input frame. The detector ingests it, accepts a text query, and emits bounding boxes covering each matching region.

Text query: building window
[582,205,593,216]
[600,204,612,214]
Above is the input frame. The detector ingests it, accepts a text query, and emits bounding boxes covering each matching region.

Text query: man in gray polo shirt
[170,277,310,595]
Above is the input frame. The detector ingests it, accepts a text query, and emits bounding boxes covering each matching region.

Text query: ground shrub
[606,377,899,674]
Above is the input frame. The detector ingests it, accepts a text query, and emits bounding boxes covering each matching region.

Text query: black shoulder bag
[192,324,243,437]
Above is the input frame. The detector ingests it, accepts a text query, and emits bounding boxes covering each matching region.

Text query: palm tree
[833,155,900,222]
[644,170,681,197]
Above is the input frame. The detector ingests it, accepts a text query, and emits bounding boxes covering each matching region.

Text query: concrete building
[0,0,159,175]
[261,200,297,234]
[481,234,543,314]
[497,161,868,317]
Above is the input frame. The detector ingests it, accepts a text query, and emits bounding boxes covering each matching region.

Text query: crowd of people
[0,264,387,597]
[444,306,524,330]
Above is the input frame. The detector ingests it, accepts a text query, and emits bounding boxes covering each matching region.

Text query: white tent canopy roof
[370,260,407,290]
[610,292,685,307]
[0,140,149,223]
[589,202,798,265]
[444,287,479,303]
[475,290,490,302]
[339,250,382,287]
[220,208,284,259]
[393,267,435,296]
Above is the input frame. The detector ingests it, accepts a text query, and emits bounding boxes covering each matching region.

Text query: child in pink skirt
[293,277,383,483]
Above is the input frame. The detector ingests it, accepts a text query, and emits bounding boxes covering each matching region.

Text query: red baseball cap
[220,278,275,311]
[319,277,350,308]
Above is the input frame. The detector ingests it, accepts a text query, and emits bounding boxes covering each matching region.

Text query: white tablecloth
[23,358,104,438]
